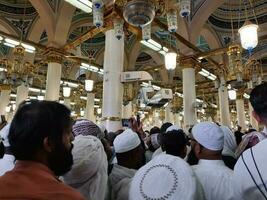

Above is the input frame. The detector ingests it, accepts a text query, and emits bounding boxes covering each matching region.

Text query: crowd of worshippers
[1,83,267,200]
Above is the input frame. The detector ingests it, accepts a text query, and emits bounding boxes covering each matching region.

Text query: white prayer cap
[113,129,141,153]
[233,139,267,199]
[0,124,10,147]
[192,122,224,151]
[129,154,197,200]
[166,125,182,132]
[62,135,108,200]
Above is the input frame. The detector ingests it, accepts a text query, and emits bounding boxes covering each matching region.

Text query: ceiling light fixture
[85,79,94,92]
[165,51,177,70]
[238,20,258,52]
[63,86,71,98]
[123,0,155,27]
[64,0,93,13]
[228,90,237,100]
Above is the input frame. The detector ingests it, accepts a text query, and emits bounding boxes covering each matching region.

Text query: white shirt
[0,154,15,176]
[108,164,136,200]
[233,139,267,200]
[192,159,234,200]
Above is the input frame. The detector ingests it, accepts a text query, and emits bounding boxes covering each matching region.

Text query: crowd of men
[0,83,267,200]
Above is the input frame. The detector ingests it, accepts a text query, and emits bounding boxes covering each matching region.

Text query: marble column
[174,113,182,127]
[102,29,124,132]
[183,67,197,129]
[45,54,62,101]
[16,84,29,107]
[248,102,259,130]
[0,89,11,116]
[85,93,95,122]
[218,77,231,127]
[236,98,247,131]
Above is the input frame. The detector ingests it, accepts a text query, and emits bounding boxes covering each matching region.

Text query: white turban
[62,135,108,200]
[0,124,10,147]
[129,154,197,200]
[220,126,237,157]
[192,122,224,151]
[233,139,267,199]
[114,129,141,153]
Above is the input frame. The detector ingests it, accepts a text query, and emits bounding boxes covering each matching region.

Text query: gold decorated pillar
[218,76,231,127]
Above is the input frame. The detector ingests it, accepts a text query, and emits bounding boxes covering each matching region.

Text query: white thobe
[108,164,136,200]
[192,159,234,200]
[233,139,267,200]
[0,154,15,176]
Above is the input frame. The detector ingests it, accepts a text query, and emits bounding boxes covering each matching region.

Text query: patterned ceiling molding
[4,16,37,39]
[47,0,59,12]
[191,0,206,19]
[0,0,36,15]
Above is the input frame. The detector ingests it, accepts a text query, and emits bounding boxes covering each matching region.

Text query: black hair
[150,126,160,135]
[160,122,173,133]
[250,83,267,119]
[8,100,72,160]
[161,129,187,158]
[0,141,4,158]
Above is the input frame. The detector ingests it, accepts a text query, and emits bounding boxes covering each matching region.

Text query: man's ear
[252,111,262,124]
[43,137,53,153]
[193,143,202,158]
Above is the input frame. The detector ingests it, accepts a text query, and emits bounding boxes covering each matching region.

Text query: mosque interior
[0,0,265,132]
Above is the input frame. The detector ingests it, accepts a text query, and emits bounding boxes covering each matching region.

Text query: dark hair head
[9,101,72,160]
[160,122,173,133]
[250,83,267,119]
[161,129,187,158]
[150,126,160,135]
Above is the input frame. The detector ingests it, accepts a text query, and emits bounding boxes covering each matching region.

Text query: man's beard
[48,143,74,176]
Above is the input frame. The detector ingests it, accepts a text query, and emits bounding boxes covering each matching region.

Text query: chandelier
[0,45,37,87]
[123,0,155,27]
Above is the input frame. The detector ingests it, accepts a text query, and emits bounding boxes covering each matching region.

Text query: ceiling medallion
[123,0,155,27]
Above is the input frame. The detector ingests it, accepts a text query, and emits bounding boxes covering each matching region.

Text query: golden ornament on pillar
[227,44,241,82]
[13,45,25,58]
[171,95,183,113]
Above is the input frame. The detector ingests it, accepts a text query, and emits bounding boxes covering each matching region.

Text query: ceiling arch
[190,0,225,44]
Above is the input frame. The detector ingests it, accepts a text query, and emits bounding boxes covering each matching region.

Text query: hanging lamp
[167,9,178,32]
[63,86,71,98]
[165,51,177,70]
[85,79,94,92]
[238,20,258,51]
[228,90,237,100]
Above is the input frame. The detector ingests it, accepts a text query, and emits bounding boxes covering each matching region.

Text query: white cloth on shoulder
[62,135,108,200]
[234,139,267,200]
[221,126,237,158]
[108,164,136,200]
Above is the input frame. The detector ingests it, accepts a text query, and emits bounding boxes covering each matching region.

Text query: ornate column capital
[180,56,199,69]
[43,47,64,64]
